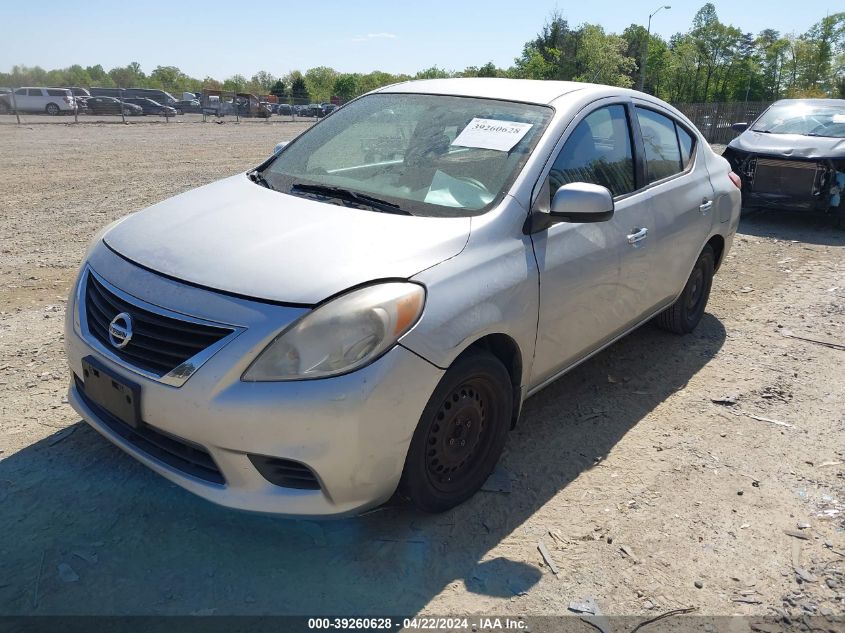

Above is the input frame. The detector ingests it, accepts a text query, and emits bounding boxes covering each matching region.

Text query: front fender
[400,199,538,388]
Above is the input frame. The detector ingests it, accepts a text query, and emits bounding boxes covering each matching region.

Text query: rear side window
[47,89,68,97]
[635,107,696,183]
[677,125,695,169]
[548,104,636,200]
[27,89,42,96]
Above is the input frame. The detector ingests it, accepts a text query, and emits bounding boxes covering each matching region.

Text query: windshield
[260,93,553,217]
[752,102,845,138]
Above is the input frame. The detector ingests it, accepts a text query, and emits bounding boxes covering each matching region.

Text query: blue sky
[1,0,838,78]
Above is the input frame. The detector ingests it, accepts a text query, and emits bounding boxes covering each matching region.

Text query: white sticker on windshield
[451,118,534,152]
[833,114,845,123]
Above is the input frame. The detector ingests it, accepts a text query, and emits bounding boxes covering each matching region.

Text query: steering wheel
[454,176,489,193]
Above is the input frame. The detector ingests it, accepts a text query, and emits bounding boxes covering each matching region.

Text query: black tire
[45,103,60,116]
[656,245,715,334]
[0,101,9,114]
[401,350,512,513]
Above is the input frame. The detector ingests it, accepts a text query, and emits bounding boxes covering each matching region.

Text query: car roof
[375,78,595,105]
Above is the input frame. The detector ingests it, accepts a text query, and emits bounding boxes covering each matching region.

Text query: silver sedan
[65,78,741,517]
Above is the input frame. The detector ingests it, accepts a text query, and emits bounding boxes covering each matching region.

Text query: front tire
[402,350,512,513]
[656,245,715,334]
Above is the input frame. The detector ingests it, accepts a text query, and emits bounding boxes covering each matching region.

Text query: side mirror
[731,122,748,133]
[273,141,289,154]
[549,183,614,223]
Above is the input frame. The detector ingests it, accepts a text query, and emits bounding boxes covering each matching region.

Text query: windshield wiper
[751,128,772,133]
[248,170,273,190]
[289,183,412,215]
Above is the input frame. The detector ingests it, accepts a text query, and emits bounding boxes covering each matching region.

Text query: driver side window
[548,105,636,204]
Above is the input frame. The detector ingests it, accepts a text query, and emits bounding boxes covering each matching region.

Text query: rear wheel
[401,350,512,513]
[656,245,715,334]
[45,103,60,116]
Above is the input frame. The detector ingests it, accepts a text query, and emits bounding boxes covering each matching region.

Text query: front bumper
[744,190,829,212]
[65,247,444,517]
[729,152,843,213]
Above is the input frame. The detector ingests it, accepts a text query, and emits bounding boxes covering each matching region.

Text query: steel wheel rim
[424,377,496,493]
[685,265,705,318]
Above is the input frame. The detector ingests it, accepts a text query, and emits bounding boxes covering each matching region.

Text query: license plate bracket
[81,356,141,428]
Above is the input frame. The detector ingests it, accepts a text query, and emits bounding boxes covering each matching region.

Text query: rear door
[29,88,47,111]
[631,103,714,311]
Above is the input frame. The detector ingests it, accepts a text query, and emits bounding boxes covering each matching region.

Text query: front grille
[75,375,225,485]
[753,158,823,197]
[84,273,233,377]
[248,454,321,490]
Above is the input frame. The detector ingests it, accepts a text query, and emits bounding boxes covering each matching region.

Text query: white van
[2,87,76,115]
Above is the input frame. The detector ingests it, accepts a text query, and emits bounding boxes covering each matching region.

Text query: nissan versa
[65,78,741,516]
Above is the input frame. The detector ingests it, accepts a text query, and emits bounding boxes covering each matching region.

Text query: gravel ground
[0,122,843,622]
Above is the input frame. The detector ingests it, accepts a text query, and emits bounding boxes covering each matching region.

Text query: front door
[530,102,654,387]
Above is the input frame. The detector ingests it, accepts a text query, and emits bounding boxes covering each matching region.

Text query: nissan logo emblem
[108,312,133,349]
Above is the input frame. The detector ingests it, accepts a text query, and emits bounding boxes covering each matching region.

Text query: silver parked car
[65,79,741,517]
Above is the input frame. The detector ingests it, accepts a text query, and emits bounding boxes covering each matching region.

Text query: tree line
[2,4,842,104]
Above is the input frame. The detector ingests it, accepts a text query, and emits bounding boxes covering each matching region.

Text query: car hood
[103,174,471,304]
[728,131,845,159]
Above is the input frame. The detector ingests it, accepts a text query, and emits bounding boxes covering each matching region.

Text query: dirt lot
[0,122,843,622]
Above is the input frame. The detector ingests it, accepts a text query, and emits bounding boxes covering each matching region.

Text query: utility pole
[638,5,671,93]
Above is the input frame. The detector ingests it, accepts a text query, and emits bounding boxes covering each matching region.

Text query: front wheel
[656,245,715,334]
[401,350,512,513]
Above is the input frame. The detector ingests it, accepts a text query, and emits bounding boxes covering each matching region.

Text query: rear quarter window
[677,125,696,169]
[47,89,69,97]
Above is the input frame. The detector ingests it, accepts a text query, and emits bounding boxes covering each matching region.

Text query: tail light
[728,171,742,189]
[63,96,73,105]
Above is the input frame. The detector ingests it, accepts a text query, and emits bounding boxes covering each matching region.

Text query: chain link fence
[0,85,770,142]
[674,101,772,144]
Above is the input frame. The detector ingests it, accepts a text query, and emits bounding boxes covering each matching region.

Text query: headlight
[242,282,425,381]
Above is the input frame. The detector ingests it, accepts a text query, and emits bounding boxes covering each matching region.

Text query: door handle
[627,227,649,244]
[699,200,713,213]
